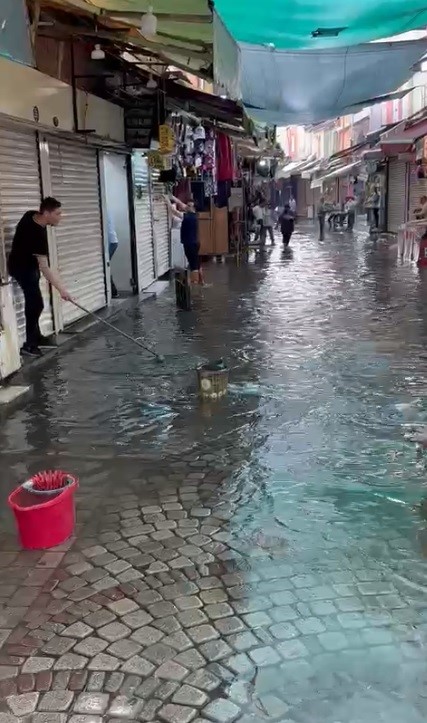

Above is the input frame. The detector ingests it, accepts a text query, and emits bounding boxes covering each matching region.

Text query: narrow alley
[1,225,427,722]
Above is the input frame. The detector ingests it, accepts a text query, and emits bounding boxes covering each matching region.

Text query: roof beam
[102,11,211,24]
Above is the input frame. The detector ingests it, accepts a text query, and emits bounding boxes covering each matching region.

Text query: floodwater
[2,223,427,720]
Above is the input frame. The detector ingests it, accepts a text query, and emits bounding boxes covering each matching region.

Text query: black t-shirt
[8,211,49,277]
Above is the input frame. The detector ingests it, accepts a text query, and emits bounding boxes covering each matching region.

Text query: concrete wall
[0,56,124,141]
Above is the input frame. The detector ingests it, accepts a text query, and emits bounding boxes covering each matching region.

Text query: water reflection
[2,225,427,718]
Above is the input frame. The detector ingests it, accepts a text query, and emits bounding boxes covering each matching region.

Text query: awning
[362,146,384,162]
[275,159,309,179]
[329,141,369,162]
[380,118,427,155]
[214,32,427,124]
[214,0,427,49]
[310,161,362,189]
[213,1,427,51]
[302,163,322,179]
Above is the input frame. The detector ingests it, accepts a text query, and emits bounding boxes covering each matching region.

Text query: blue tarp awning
[215,36,426,125]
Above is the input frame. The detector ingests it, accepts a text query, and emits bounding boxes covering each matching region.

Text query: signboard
[158,125,175,154]
[124,99,156,148]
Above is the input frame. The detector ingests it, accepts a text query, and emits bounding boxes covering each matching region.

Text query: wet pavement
[1,223,427,721]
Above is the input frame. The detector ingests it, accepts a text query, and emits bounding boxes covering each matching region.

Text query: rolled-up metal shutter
[387,159,408,233]
[0,127,54,343]
[49,140,106,326]
[150,172,170,277]
[132,153,155,290]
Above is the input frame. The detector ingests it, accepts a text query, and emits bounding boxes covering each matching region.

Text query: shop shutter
[49,140,106,326]
[408,164,427,222]
[0,127,53,343]
[151,171,170,277]
[132,154,155,290]
[386,159,408,234]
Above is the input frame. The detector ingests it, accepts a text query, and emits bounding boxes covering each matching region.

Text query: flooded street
[2,223,427,721]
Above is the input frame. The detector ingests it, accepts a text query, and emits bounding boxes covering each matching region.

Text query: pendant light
[146,74,158,89]
[140,6,157,38]
[91,43,105,60]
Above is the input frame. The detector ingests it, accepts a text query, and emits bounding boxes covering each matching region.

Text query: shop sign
[147,151,165,170]
[124,99,156,148]
[158,125,175,154]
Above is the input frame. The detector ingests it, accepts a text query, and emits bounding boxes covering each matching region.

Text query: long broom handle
[70,300,162,360]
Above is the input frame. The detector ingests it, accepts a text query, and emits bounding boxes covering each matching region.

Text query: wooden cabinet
[197,203,229,256]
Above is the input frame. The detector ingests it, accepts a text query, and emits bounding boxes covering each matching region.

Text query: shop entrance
[101,153,136,297]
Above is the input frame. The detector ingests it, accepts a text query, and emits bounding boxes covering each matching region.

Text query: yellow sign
[158,124,175,154]
[147,152,165,170]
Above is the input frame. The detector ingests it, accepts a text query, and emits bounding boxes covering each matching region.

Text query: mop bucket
[8,471,78,550]
[197,360,229,399]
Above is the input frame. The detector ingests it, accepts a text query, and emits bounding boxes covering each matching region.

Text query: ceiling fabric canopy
[235,40,426,125]
[213,0,427,50]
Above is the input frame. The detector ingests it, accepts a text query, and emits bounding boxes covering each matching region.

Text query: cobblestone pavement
[1,226,427,722]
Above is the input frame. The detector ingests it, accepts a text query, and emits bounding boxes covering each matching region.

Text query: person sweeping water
[166,195,204,285]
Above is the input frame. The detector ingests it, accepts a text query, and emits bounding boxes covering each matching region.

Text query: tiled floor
[1,226,427,721]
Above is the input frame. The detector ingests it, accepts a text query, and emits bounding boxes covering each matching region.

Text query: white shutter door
[408,165,427,221]
[0,127,54,343]
[132,154,155,290]
[387,159,408,233]
[151,174,170,277]
[49,140,106,325]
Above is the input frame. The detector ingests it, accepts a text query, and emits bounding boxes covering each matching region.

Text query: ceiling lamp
[140,6,157,38]
[146,74,158,89]
[91,43,105,60]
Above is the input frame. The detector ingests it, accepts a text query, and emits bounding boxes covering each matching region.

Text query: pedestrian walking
[289,194,297,219]
[261,202,275,245]
[252,200,264,242]
[345,196,357,231]
[317,196,327,239]
[278,204,295,247]
[8,197,72,357]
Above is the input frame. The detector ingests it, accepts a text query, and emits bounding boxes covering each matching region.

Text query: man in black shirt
[8,197,72,357]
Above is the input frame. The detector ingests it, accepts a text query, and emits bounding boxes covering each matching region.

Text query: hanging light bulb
[91,43,105,60]
[140,6,157,38]
[146,74,158,89]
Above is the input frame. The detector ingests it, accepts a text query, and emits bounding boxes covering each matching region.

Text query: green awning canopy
[214,1,427,50]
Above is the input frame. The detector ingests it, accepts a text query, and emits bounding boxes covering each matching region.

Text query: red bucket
[8,472,78,550]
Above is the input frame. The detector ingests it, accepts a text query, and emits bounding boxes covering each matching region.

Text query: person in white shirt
[344,196,357,230]
[289,195,297,216]
[261,203,275,245]
[252,201,264,242]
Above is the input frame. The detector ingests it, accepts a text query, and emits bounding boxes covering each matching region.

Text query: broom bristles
[32,470,69,491]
